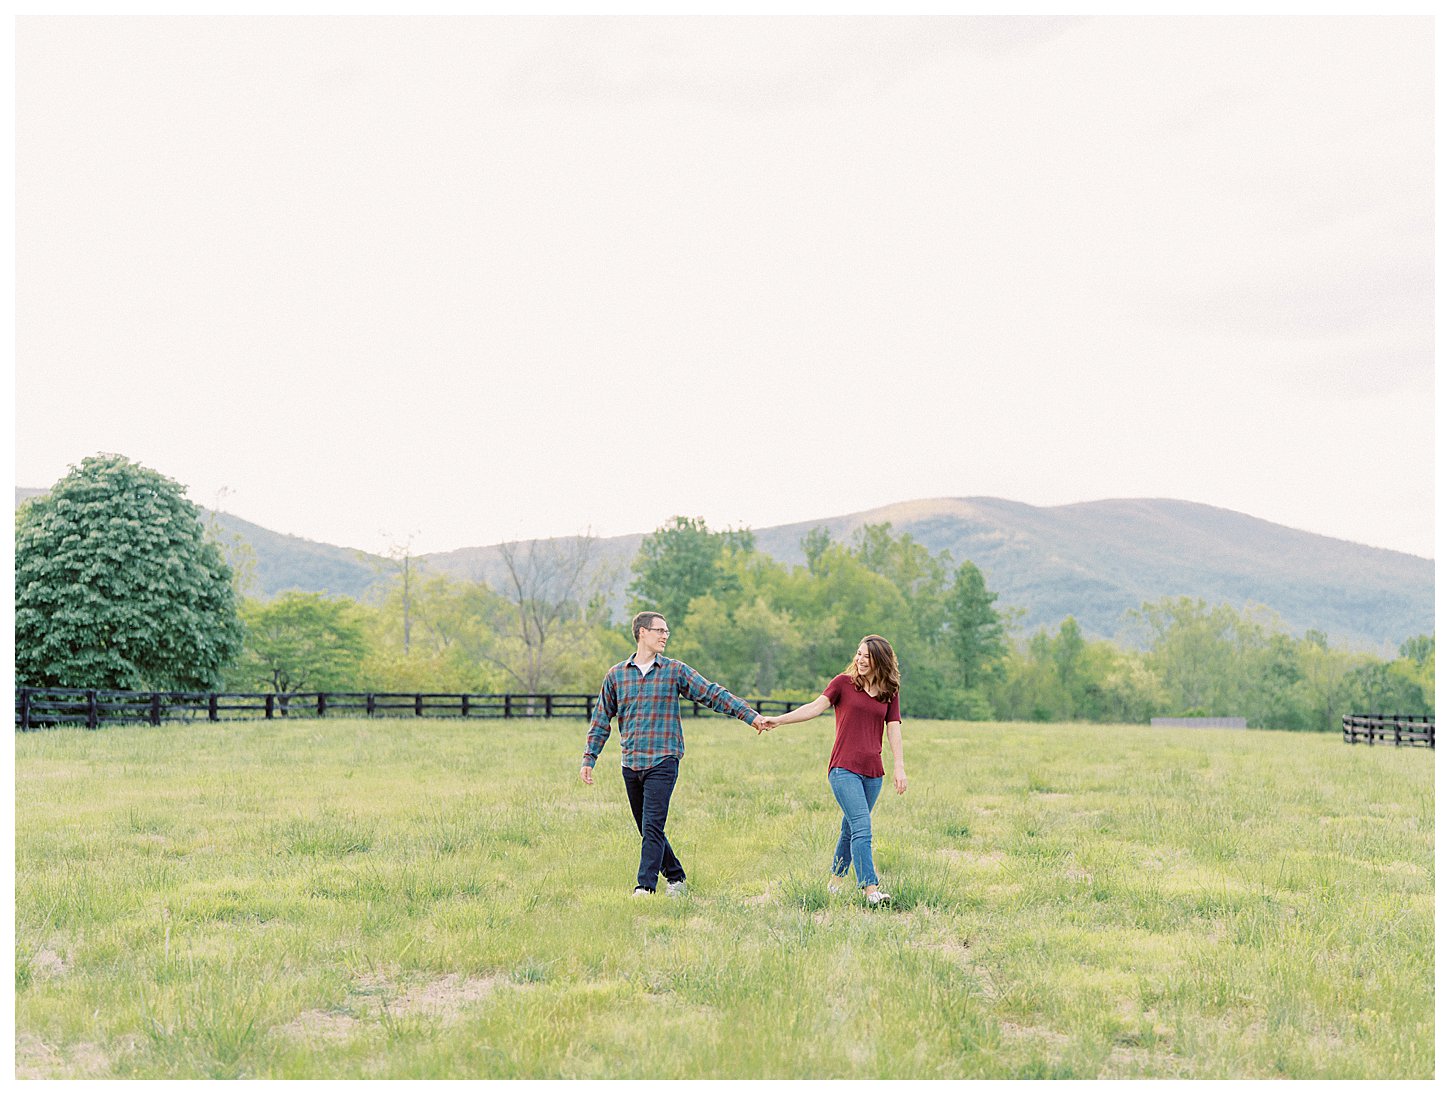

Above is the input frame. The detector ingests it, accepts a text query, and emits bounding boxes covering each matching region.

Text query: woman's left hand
[894,768,907,794]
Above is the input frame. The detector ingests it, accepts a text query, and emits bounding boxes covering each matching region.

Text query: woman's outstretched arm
[755,694,830,732]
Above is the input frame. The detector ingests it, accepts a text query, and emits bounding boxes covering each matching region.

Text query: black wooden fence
[13,687,799,732]
[1342,713,1434,748]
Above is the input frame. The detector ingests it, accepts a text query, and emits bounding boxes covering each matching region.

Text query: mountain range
[14,489,1433,652]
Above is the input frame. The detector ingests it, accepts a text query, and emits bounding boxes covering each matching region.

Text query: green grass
[14,717,1434,1078]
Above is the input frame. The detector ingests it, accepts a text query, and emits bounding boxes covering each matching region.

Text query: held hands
[894,766,907,795]
[755,715,779,734]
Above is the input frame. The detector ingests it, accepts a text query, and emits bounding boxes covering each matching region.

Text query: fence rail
[1342,713,1434,749]
[14,687,798,732]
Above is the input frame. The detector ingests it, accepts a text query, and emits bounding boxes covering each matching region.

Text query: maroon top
[823,673,902,778]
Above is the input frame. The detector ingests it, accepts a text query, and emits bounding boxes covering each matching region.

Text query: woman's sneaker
[865,889,892,906]
[827,876,844,895]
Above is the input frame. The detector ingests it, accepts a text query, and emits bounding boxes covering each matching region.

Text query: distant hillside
[15,490,1433,650]
[748,498,1432,651]
[15,487,382,600]
[206,510,384,600]
[373,497,1434,651]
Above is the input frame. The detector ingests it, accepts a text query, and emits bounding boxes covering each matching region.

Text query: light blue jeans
[828,767,883,888]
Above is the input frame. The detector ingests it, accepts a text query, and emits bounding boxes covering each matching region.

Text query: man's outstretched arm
[677,663,760,727]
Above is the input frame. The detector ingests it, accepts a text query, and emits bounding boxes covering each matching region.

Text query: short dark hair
[632,611,664,641]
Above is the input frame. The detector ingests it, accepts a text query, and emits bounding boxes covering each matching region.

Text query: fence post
[19,688,30,732]
[318,693,327,717]
[209,693,218,722]
[265,693,275,719]
[150,692,161,727]
[462,694,470,717]
[505,694,513,718]
[86,690,98,730]
[415,694,423,717]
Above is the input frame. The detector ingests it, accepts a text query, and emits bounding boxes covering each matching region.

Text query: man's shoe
[632,887,652,897]
[865,889,892,906]
[665,880,687,898]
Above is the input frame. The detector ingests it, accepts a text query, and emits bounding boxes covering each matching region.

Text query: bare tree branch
[493,534,605,693]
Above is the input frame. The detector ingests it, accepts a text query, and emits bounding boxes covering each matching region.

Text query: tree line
[15,455,1434,731]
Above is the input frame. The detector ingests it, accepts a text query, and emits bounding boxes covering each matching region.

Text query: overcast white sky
[14,16,1435,558]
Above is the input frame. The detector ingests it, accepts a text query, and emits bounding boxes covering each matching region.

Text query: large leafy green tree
[628,516,754,624]
[1126,597,1262,717]
[229,592,369,693]
[801,526,833,574]
[15,454,243,690]
[850,524,952,620]
[671,593,806,698]
[844,524,975,719]
[789,542,912,679]
[995,620,1090,722]
[1292,628,1368,731]
[991,632,1066,722]
[1343,660,1428,719]
[1390,634,1435,711]
[947,560,1007,691]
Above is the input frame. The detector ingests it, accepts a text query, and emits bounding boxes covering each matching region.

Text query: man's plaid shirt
[582,654,759,770]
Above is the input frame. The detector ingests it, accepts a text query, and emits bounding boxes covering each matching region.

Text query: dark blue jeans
[622,756,686,892]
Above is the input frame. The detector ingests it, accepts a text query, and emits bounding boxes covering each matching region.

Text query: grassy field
[13,715,1434,1079]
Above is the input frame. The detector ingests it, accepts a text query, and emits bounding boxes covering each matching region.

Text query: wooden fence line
[1341,713,1434,749]
[13,687,799,732]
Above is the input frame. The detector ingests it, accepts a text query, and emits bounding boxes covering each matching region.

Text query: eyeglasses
[643,627,671,637]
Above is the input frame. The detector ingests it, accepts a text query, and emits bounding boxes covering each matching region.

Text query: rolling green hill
[15,490,1432,650]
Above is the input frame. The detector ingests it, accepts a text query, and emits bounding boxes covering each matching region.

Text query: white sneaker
[865,889,892,906]
[665,880,687,898]
[827,877,844,895]
[632,887,652,897]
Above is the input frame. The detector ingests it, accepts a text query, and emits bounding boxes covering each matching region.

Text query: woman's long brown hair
[844,634,900,703]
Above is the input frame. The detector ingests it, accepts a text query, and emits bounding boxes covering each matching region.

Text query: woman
[758,635,906,905]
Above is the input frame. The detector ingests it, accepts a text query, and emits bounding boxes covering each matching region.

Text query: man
[580,609,764,897]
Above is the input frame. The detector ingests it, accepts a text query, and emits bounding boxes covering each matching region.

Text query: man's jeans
[828,766,884,888]
[622,756,686,892]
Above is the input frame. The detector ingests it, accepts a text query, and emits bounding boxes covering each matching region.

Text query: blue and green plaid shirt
[582,654,759,770]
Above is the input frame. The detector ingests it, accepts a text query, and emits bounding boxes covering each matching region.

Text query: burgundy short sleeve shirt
[823,673,902,778]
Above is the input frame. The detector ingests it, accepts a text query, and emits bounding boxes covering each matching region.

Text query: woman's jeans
[622,756,686,892]
[828,766,883,888]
